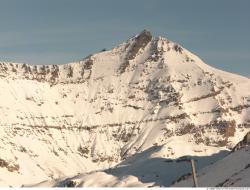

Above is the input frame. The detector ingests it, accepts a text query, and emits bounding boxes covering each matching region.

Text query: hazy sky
[0,0,249,77]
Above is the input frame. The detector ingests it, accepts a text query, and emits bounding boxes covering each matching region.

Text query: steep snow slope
[0,30,250,187]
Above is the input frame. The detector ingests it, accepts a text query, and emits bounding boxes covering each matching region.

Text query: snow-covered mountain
[0,30,249,187]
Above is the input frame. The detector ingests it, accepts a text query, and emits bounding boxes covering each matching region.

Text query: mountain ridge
[0,30,249,187]
[0,29,249,82]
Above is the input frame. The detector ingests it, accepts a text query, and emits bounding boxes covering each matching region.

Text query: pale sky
[0,0,249,77]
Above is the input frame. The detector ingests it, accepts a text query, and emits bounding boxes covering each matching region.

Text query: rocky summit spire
[118,29,153,74]
[136,29,152,43]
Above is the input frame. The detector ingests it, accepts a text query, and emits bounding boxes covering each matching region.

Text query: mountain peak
[0,30,250,187]
[133,29,152,45]
[137,29,152,38]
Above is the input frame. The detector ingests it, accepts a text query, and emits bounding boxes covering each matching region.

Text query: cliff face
[0,30,250,186]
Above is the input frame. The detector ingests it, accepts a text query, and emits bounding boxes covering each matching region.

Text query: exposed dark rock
[78,145,89,155]
[232,131,250,152]
[67,66,73,78]
[63,180,77,187]
[0,158,20,172]
[173,43,183,53]
[119,30,152,73]
[50,65,59,82]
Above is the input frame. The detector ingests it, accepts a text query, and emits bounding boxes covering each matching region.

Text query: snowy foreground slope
[0,30,250,187]
[172,133,250,187]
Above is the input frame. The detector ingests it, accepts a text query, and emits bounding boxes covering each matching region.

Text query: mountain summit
[0,30,249,187]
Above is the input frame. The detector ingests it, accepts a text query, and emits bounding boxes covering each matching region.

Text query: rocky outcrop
[119,29,152,73]
[232,131,250,151]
